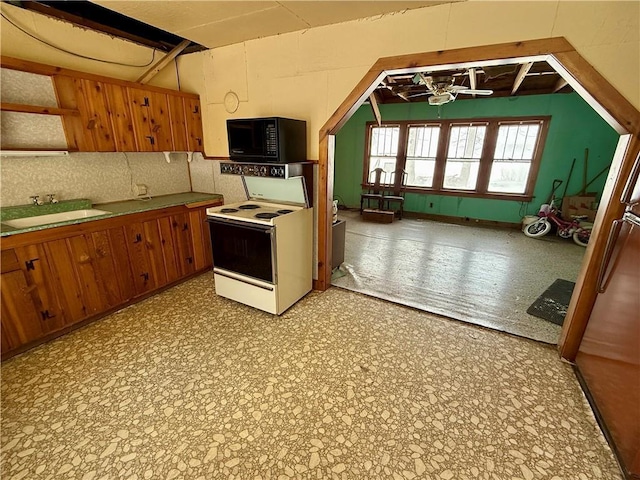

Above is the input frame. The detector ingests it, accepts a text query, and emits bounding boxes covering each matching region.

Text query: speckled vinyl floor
[331,211,586,344]
[2,274,621,480]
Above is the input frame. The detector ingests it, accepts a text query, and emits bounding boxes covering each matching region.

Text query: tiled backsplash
[1,152,192,207]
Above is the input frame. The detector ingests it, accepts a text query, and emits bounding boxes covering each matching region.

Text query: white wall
[178,0,639,159]
[0,2,179,89]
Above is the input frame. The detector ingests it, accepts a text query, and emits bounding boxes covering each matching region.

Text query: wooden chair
[383,168,407,219]
[360,167,386,213]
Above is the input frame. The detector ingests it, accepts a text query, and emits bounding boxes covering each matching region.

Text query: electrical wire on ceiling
[0,11,156,68]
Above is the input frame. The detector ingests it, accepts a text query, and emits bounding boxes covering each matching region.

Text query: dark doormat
[526,279,576,326]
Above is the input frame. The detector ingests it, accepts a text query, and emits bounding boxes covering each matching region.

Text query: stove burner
[277,209,293,214]
[255,212,279,219]
[220,208,239,213]
[239,204,260,210]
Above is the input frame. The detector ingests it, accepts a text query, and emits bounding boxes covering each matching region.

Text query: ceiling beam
[136,39,191,84]
[468,67,477,98]
[369,92,382,126]
[511,62,534,95]
[554,77,569,93]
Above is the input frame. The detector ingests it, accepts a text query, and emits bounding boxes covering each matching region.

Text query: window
[363,117,549,200]
[443,124,486,190]
[488,122,541,194]
[406,125,440,188]
[367,125,399,182]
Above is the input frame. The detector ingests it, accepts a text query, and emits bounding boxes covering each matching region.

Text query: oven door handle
[206,216,274,233]
[214,268,275,291]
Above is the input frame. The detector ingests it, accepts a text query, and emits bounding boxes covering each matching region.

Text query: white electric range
[206,176,313,315]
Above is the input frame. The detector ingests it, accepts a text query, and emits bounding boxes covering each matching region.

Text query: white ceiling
[92,1,462,49]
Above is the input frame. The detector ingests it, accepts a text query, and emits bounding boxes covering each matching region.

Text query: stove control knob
[270,167,278,176]
[259,166,267,176]
[234,164,243,174]
[242,165,250,175]
[278,167,285,177]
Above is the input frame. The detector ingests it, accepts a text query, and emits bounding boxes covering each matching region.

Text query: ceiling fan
[411,73,493,105]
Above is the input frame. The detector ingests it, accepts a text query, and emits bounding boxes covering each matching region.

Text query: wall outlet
[135,184,148,196]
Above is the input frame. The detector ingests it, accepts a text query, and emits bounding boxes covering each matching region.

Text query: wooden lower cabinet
[1,202,220,359]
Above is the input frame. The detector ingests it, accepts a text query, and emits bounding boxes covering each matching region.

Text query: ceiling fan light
[428,93,454,106]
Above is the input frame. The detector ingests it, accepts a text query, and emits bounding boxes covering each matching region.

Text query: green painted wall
[334,93,619,223]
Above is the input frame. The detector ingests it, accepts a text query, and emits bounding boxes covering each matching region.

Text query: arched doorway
[314,37,640,362]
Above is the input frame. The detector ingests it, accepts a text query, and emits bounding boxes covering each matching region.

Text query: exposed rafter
[554,77,569,93]
[511,62,534,95]
[369,92,382,126]
[136,39,191,84]
[469,67,477,98]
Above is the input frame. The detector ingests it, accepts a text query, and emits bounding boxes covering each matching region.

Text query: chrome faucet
[30,195,44,206]
[47,194,58,204]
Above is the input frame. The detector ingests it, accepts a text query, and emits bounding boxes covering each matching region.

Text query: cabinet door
[158,216,181,284]
[1,269,47,348]
[1,249,57,349]
[125,220,169,294]
[54,76,116,152]
[189,208,213,270]
[128,88,156,152]
[128,88,174,152]
[53,75,91,151]
[81,80,117,152]
[9,246,68,334]
[171,213,195,277]
[185,97,204,152]
[42,240,89,323]
[167,94,189,152]
[66,233,132,316]
[125,222,156,295]
[104,226,136,302]
[104,83,138,151]
[143,219,168,287]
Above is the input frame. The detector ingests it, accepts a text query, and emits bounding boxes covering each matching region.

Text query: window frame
[362,116,551,201]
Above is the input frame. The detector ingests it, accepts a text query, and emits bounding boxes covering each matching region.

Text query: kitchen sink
[3,209,111,229]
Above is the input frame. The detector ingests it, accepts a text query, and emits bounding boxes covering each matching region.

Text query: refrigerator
[575,153,640,479]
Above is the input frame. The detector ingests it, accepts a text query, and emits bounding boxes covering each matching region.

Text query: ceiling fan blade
[407,92,433,98]
[456,88,493,95]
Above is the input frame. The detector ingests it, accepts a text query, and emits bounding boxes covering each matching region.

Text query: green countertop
[0,192,223,238]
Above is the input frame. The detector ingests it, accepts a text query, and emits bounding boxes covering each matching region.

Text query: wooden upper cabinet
[128,88,174,152]
[185,97,204,152]
[6,58,205,153]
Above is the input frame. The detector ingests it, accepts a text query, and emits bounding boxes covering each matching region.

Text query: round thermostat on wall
[224,91,239,113]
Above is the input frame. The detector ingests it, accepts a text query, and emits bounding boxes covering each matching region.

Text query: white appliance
[206,176,313,315]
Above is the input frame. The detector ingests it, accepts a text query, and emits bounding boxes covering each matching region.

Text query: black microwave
[227,117,307,163]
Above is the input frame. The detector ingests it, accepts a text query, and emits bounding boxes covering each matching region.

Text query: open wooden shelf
[1,102,80,116]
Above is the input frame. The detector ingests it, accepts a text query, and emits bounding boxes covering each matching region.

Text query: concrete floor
[331,210,586,344]
[1,274,621,479]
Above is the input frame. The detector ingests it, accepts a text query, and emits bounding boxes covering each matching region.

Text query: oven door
[206,217,276,284]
